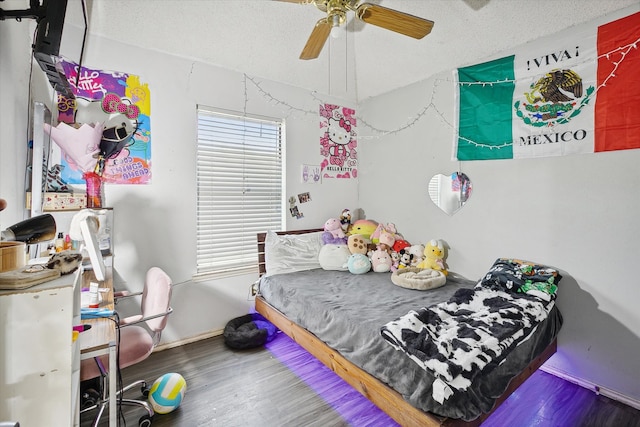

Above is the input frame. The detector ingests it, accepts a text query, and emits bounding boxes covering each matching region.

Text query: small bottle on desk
[88,282,100,308]
[55,232,64,252]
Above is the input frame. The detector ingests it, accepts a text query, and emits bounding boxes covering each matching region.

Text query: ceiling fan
[276,0,434,60]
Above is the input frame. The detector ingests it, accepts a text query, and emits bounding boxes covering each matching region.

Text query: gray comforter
[259,269,562,421]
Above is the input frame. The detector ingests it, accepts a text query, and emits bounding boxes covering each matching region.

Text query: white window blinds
[196,107,284,277]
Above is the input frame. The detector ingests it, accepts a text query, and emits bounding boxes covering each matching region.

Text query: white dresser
[0,269,82,427]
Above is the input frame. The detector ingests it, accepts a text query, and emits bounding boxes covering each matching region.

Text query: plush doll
[345,253,371,274]
[416,239,448,275]
[392,239,411,253]
[339,209,352,233]
[322,217,347,245]
[347,234,369,255]
[407,244,425,266]
[370,222,400,244]
[322,232,347,245]
[377,230,395,254]
[318,244,351,271]
[397,249,413,269]
[348,219,378,240]
[369,248,394,273]
[390,250,400,271]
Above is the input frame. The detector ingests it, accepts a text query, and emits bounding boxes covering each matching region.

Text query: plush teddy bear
[416,239,448,275]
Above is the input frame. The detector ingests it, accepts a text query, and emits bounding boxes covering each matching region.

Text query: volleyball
[148,372,187,414]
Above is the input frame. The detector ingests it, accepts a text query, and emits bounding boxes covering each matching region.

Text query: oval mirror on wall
[428,172,473,215]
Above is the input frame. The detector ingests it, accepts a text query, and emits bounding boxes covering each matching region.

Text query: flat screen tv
[0,0,72,97]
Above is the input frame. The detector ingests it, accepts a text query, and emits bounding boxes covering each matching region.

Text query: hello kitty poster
[319,103,357,179]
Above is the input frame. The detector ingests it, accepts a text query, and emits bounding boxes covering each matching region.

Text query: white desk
[78,266,117,427]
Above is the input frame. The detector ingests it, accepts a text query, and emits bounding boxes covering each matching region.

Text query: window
[196,106,284,277]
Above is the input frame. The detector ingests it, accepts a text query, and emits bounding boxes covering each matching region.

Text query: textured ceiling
[53,0,639,102]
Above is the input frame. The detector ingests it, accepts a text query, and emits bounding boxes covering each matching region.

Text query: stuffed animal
[324,218,346,239]
[416,239,448,275]
[322,231,347,245]
[377,230,395,254]
[390,250,400,270]
[407,244,425,266]
[370,222,400,244]
[392,239,411,253]
[339,209,352,233]
[348,219,378,240]
[345,253,371,274]
[369,248,394,273]
[347,234,369,255]
[397,249,413,269]
[318,244,351,271]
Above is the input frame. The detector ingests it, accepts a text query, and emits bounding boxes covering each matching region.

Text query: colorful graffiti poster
[319,104,357,179]
[56,59,151,184]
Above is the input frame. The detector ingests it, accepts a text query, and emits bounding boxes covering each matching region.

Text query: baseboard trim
[541,365,640,410]
[155,329,223,352]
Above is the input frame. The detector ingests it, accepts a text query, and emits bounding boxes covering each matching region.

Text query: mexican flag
[454,10,640,161]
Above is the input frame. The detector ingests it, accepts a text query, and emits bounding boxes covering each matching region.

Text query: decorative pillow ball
[148,372,187,414]
[318,244,351,271]
[346,253,371,274]
[391,267,446,290]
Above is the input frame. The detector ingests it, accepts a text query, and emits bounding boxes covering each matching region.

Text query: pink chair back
[141,267,172,334]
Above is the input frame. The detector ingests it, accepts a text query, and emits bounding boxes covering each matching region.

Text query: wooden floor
[80,332,640,427]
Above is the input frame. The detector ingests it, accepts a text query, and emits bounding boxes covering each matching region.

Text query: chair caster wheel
[81,388,100,409]
[139,414,153,427]
[141,382,150,397]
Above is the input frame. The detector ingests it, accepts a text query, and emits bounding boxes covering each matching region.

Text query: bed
[254,229,562,427]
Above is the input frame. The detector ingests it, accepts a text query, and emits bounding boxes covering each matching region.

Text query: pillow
[479,258,562,300]
[318,244,350,271]
[264,231,323,276]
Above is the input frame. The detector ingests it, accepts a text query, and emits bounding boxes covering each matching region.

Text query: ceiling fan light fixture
[279,0,434,59]
[329,11,344,38]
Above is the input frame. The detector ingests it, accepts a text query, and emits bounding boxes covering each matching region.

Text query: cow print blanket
[380,283,555,402]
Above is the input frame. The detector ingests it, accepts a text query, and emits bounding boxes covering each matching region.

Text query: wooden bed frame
[254,229,557,427]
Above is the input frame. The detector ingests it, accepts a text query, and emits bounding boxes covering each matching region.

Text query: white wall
[0,23,358,346]
[2,0,638,409]
[358,6,640,405]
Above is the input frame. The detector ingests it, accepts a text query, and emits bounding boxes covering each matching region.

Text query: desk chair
[80,267,173,427]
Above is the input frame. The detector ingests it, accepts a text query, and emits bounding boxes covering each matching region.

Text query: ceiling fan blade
[356,4,434,39]
[299,18,332,60]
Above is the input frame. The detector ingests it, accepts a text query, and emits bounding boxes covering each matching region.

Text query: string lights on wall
[242,36,638,145]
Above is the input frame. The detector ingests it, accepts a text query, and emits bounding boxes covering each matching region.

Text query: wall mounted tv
[0,0,73,98]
